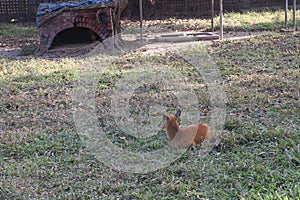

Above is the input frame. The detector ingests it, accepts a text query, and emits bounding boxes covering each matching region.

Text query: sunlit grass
[222,10,300,30]
[124,9,300,32]
[0,23,38,37]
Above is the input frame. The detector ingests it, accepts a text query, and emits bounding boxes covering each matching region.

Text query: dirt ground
[0,29,267,59]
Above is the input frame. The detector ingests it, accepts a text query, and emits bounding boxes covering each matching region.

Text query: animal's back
[171,123,210,147]
[171,125,198,147]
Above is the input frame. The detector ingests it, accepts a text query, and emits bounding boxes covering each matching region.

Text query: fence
[0,0,37,22]
[155,0,298,17]
[0,0,299,22]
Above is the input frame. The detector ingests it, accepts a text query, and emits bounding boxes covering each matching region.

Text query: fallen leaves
[212,32,299,134]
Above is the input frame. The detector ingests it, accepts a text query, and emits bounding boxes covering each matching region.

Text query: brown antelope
[161,109,211,148]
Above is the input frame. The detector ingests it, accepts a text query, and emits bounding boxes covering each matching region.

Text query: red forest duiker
[161,109,211,148]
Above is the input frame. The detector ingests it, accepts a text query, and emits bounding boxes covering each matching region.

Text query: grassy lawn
[0,11,300,199]
[126,9,300,32]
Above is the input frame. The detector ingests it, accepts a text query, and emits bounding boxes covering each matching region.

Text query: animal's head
[160,109,181,129]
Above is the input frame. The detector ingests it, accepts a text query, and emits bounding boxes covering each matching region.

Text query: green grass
[223,9,300,31]
[0,23,39,55]
[0,14,300,199]
[125,9,300,32]
[0,23,38,38]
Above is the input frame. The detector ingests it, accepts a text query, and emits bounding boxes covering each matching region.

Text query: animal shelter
[35,0,128,52]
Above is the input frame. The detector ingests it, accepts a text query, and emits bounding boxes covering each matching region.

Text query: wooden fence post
[220,0,223,40]
[285,0,288,29]
[293,0,297,30]
[211,0,214,32]
[139,0,143,42]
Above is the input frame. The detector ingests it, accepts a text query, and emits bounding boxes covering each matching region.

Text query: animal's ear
[175,109,181,119]
[163,114,171,122]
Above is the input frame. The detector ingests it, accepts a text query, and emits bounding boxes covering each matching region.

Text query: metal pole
[285,0,288,29]
[211,0,214,32]
[220,0,223,40]
[293,0,297,30]
[139,0,143,42]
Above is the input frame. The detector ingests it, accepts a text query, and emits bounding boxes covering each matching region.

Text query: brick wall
[37,8,113,53]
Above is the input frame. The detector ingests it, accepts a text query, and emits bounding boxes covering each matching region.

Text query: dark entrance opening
[51,27,99,48]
